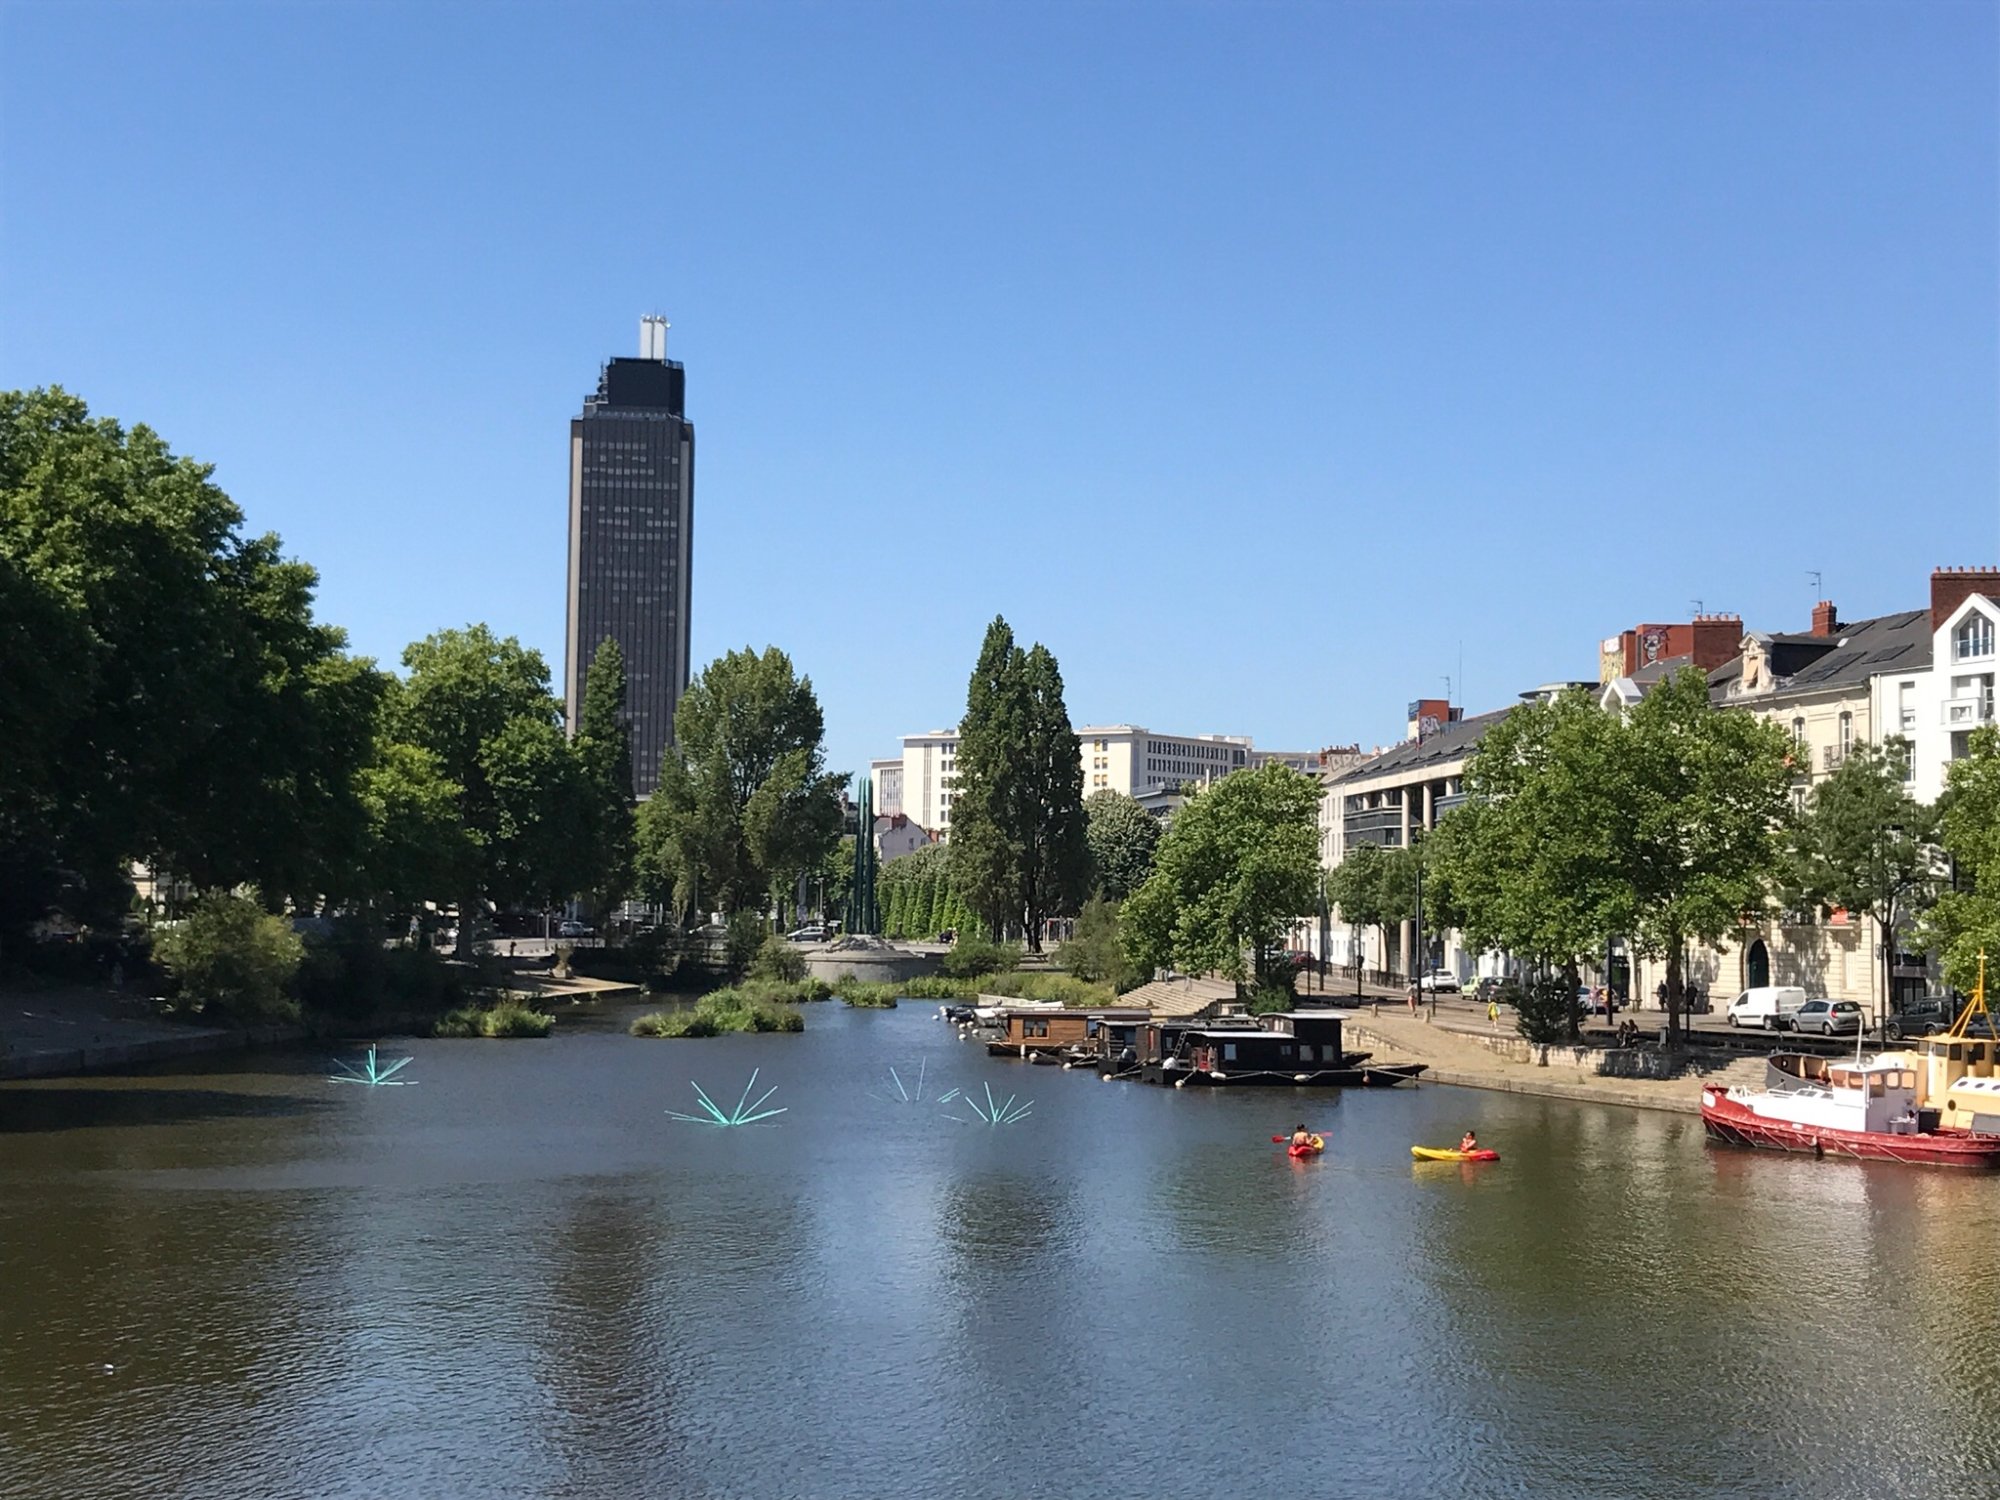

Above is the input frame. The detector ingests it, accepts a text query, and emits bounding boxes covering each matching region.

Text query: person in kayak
[1458,1130,1479,1153]
[1290,1124,1315,1150]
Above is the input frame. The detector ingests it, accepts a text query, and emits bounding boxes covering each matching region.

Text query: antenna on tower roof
[639,314,671,361]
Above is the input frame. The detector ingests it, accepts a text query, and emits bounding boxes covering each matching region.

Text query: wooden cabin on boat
[987,1007,1150,1059]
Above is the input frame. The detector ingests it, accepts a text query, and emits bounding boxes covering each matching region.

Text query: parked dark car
[1472,977,1512,1004]
[1886,997,1957,1040]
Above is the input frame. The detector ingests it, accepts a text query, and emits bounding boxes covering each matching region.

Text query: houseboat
[985,1007,1152,1062]
[1699,1053,2000,1168]
[1155,1009,1427,1088]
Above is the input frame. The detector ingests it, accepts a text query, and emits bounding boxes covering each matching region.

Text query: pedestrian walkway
[1344,1007,1720,1115]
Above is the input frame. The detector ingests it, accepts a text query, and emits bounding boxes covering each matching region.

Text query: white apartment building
[1898,576,1999,804]
[887,723,1312,839]
[868,758,903,818]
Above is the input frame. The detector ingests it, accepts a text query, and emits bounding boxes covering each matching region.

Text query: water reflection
[4,1010,2000,1499]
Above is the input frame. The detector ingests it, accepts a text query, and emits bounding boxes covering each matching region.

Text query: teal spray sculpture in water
[328,1045,415,1086]
[946,1081,1032,1126]
[870,1060,955,1105]
[665,1069,787,1127]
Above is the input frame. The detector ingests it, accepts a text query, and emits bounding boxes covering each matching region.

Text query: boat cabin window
[1024,1019,1049,1038]
[1222,1044,1237,1061]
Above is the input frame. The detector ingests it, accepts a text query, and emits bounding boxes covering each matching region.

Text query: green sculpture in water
[848,775,880,935]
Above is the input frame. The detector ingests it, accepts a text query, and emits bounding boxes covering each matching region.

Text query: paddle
[1270,1134,1326,1143]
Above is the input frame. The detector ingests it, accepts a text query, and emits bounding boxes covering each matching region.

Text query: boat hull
[1700,1088,2000,1169]
[1411,1146,1499,1162]
[1172,1063,1428,1088]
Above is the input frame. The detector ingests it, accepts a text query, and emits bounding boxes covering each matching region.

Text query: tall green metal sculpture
[848,775,880,935]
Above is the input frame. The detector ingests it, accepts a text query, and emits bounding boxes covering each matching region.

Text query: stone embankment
[1347,1007,1765,1116]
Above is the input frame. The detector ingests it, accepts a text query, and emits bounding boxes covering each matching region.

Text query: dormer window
[1957,612,1995,662]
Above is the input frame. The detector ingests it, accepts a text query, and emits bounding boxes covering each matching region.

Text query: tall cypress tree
[950,617,1028,938]
[1017,644,1088,952]
[947,618,1089,952]
[576,636,635,917]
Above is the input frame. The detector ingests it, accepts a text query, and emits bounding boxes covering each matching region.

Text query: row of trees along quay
[0,388,852,1022]
[10,391,1993,1025]
[1328,667,2000,1042]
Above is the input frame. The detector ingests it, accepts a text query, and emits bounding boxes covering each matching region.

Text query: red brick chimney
[1932,568,2000,631]
[1810,600,1839,637]
[1687,613,1744,671]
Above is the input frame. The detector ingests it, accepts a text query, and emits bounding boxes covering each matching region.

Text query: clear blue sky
[5,1,1995,778]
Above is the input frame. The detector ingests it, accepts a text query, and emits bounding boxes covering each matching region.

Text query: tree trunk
[1665,939,1683,1045]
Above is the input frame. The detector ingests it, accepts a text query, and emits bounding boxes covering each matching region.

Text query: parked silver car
[1792,998,1862,1036]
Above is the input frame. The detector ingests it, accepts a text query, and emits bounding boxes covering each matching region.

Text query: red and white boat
[1700,1053,2000,1169]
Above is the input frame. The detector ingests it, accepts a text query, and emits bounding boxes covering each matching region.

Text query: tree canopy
[1085,791,1160,900]
[948,618,1089,950]
[1427,670,1791,1035]
[1921,726,2000,993]
[633,646,844,919]
[1123,763,1321,989]
[1789,737,1936,1010]
[0,387,385,937]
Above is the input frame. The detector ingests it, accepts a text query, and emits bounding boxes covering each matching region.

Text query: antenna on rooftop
[1808,570,1822,595]
[639,313,671,361]
[1690,599,1704,616]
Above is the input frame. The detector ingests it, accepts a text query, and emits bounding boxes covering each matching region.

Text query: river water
[2,1001,1997,1500]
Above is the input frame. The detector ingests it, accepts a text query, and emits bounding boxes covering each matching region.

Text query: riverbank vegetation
[900,972,1114,1007]
[630,985,807,1037]
[833,978,897,1008]
[151,892,305,1022]
[434,999,553,1038]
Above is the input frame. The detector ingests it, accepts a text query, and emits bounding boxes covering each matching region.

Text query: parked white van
[1725,985,1808,1030]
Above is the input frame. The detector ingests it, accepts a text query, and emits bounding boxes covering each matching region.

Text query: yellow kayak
[1411,1145,1500,1162]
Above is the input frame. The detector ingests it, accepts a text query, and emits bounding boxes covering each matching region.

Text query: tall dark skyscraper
[566,316,694,798]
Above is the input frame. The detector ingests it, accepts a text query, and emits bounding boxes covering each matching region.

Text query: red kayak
[1287,1134,1325,1158]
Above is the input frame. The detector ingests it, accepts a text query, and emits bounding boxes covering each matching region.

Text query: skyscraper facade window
[565,316,693,797]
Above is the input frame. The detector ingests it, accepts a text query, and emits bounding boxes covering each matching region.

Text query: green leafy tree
[1431,691,1633,993]
[1437,672,1790,1039]
[1790,738,1937,1015]
[1085,791,1160,899]
[353,740,477,923]
[1621,669,1794,1037]
[0,388,385,935]
[1060,894,1137,989]
[153,889,304,1022]
[633,647,844,919]
[948,620,1089,951]
[393,625,585,948]
[950,618,1029,938]
[1921,726,2000,993]
[1019,645,1090,948]
[575,637,636,919]
[1327,841,1416,976]
[1123,764,1322,991]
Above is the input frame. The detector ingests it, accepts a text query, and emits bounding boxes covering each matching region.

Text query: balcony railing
[1943,696,1996,729]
